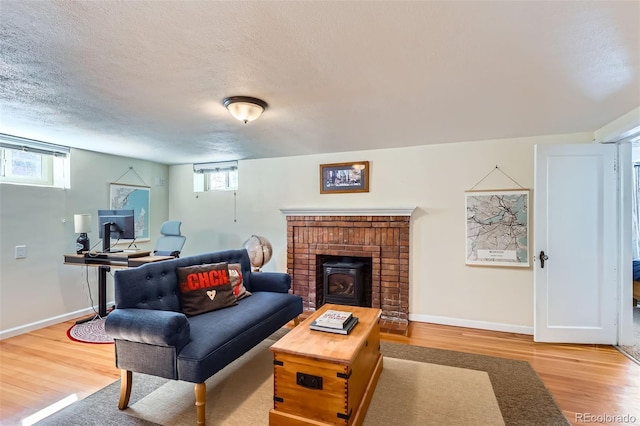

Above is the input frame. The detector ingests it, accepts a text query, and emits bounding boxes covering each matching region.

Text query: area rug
[36,331,568,426]
[617,306,640,364]
[66,317,114,344]
[123,341,504,426]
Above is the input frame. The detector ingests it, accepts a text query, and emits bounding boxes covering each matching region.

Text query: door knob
[539,251,549,268]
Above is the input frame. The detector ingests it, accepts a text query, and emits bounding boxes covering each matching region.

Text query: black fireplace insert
[322,261,365,306]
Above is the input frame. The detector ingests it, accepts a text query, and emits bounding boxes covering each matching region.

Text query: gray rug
[36,330,568,426]
[617,306,640,364]
[117,341,504,426]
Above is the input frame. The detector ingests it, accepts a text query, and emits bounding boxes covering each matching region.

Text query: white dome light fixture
[223,96,268,124]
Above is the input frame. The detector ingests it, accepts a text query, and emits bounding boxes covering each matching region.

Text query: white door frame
[617,141,633,345]
[594,107,640,346]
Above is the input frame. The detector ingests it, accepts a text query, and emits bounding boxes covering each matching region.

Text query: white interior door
[534,143,617,343]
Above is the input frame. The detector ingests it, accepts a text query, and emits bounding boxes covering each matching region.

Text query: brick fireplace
[281,208,414,335]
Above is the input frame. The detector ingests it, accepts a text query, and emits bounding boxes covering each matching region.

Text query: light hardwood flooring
[1,318,639,426]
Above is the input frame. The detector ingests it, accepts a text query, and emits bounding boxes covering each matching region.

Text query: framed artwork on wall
[320,161,369,194]
[109,183,150,241]
[465,189,530,267]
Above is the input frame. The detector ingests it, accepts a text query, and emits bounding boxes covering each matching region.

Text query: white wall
[170,132,592,333]
[0,148,169,337]
[594,106,640,143]
[0,132,594,337]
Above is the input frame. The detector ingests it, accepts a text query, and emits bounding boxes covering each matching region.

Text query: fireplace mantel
[280,207,416,217]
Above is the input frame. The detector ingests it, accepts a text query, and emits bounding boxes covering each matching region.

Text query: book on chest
[315,310,353,327]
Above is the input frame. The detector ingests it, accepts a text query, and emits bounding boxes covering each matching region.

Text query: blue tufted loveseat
[104,248,303,425]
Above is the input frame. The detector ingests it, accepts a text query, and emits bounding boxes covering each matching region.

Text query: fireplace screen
[323,261,364,306]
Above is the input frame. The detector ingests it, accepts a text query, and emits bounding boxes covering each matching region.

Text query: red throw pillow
[228,263,251,300]
[177,262,237,316]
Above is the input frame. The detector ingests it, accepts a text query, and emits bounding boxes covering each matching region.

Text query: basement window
[193,161,238,191]
[0,134,70,188]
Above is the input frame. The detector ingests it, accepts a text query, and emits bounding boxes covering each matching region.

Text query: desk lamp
[74,214,91,254]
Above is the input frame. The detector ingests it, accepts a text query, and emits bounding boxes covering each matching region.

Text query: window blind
[193,161,238,173]
[0,133,70,157]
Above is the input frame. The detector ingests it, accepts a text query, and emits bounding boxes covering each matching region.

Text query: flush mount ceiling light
[223,96,268,124]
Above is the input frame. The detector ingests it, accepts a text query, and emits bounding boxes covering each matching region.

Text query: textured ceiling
[1,1,639,165]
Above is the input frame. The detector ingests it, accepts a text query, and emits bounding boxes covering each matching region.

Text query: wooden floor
[1,319,639,426]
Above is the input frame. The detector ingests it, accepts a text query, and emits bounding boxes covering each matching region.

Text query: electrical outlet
[15,245,27,259]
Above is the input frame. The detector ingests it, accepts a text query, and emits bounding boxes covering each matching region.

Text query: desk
[64,251,173,321]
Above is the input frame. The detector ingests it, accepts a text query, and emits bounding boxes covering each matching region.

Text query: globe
[243,235,273,271]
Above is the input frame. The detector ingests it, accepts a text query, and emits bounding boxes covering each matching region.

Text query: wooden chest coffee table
[269,304,383,426]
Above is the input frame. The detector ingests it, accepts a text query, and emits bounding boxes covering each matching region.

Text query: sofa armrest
[250,272,291,293]
[105,308,190,349]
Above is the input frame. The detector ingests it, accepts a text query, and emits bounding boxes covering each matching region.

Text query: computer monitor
[98,209,135,252]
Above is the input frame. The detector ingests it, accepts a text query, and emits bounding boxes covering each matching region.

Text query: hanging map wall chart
[110,183,150,241]
[465,189,529,267]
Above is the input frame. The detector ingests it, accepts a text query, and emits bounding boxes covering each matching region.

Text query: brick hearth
[282,209,413,335]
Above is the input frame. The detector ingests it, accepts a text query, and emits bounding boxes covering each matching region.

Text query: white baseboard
[409,313,534,335]
[2,306,533,340]
[0,301,114,340]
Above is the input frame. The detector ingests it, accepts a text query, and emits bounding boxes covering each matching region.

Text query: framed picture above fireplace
[320,161,369,194]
